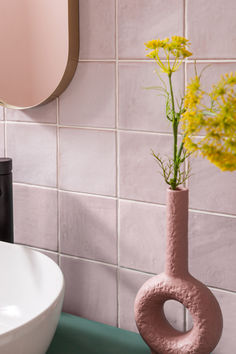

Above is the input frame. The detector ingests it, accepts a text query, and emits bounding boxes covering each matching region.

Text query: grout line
[184,70,190,189]
[183,307,187,332]
[3,120,202,139]
[189,208,236,219]
[60,252,118,268]
[22,244,236,295]
[4,120,170,135]
[5,120,116,130]
[2,120,217,139]
[79,59,116,62]
[79,58,236,63]
[5,120,57,127]
[119,265,156,277]
[58,188,116,200]
[187,58,236,62]
[56,98,59,190]
[13,181,57,191]
[56,97,61,267]
[119,197,166,208]
[183,0,186,39]
[183,61,188,189]
[184,0,190,190]
[209,285,236,295]
[115,0,120,329]
[116,59,183,63]
[185,307,189,331]
[19,244,59,256]
[12,181,236,218]
[185,0,188,40]
[58,124,116,131]
[118,128,173,136]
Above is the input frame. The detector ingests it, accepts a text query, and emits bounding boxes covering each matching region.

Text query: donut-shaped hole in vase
[163,300,193,332]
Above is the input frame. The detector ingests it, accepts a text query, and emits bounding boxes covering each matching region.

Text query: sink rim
[0,242,64,340]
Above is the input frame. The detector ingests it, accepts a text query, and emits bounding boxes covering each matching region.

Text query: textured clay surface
[134,188,223,354]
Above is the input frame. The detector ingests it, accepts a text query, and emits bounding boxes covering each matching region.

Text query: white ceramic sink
[0,241,64,354]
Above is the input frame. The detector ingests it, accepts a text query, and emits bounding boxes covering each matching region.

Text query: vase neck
[165,188,189,277]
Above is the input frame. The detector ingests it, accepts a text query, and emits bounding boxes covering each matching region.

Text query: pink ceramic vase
[134,188,223,354]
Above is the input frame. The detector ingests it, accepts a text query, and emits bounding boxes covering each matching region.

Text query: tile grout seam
[13,181,236,218]
[18,243,236,296]
[78,58,236,63]
[56,97,61,268]
[115,0,120,329]
[183,0,187,331]
[3,119,214,140]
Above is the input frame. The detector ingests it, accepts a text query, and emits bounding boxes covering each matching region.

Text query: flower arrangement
[145,36,236,189]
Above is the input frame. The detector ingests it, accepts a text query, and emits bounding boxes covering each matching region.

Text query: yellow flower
[145,36,192,75]
[181,72,236,171]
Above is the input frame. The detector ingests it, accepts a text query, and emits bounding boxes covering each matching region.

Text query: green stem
[168,73,178,189]
[177,141,184,160]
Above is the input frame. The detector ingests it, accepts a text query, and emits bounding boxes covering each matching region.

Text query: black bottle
[0,158,13,243]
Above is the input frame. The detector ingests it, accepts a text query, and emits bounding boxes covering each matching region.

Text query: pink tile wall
[6,101,57,124]
[187,0,236,59]
[118,63,184,133]
[13,184,58,251]
[59,62,116,128]
[79,0,115,60]
[59,128,116,196]
[60,191,117,264]
[7,0,236,350]
[61,256,117,326]
[118,0,184,59]
[7,123,57,187]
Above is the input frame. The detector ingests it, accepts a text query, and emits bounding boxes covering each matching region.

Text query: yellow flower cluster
[181,73,236,171]
[145,36,192,74]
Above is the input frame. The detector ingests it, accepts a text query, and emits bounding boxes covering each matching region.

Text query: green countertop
[47,313,150,354]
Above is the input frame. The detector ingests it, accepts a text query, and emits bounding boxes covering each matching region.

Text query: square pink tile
[59,62,115,128]
[6,100,57,123]
[0,122,4,156]
[7,123,57,187]
[187,0,236,58]
[119,268,184,332]
[119,63,184,133]
[60,191,117,264]
[119,200,166,273]
[189,211,236,291]
[187,288,236,354]
[61,256,117,326]
[189,156,236,215]
[59,128,116,196]
[119,131,172,204]
[13,184,57,251]
[79,0,115,59]
[118,0,184,59]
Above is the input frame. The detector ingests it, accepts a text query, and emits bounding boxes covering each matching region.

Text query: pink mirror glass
[0,0,79,109]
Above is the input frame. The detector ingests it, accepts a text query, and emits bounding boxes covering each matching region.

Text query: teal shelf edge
[47,313,150,354]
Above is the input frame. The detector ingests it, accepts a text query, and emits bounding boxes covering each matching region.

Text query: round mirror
[0,0,79,109]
